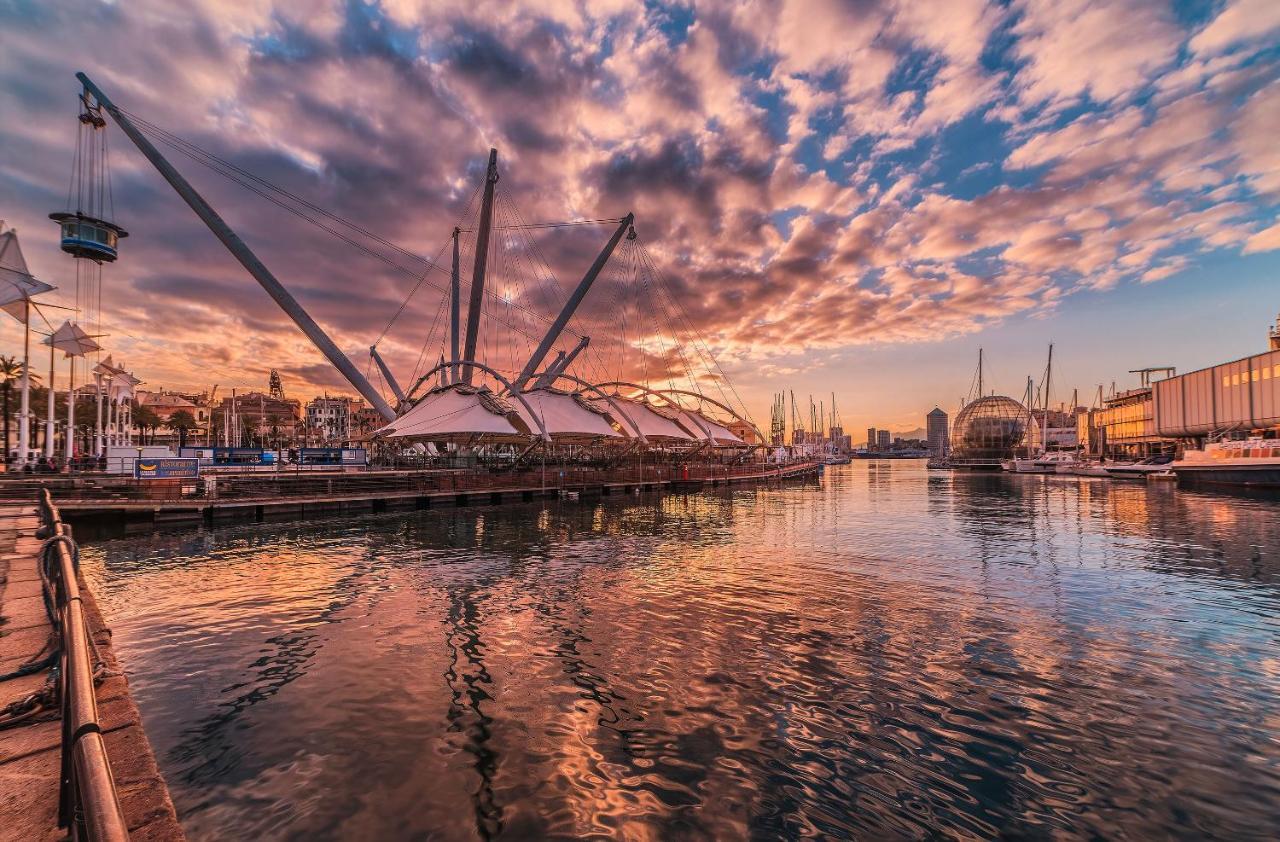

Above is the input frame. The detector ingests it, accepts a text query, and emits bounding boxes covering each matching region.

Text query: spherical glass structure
[950,396,1031,464]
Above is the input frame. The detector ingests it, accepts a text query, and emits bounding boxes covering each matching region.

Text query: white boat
[1005,451,1078,473]
[1067,463,1112,477]
[1170,438,1280,488]
[1106,455,1173,479]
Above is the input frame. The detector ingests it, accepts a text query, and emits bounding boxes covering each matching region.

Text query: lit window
[1232,373,1240,386]
[1223,375,1230,387]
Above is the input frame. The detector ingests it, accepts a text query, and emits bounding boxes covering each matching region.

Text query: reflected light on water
[81,462,1280,840]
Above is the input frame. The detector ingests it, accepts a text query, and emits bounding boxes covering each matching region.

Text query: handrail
[38,489,130,841]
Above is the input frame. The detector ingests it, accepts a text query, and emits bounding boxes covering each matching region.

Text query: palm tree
[0,355,39,462]
[168,410,197,450]
[133,404,161,445]
[265,413,282,449]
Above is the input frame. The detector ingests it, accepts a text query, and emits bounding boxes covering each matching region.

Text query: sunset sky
[1,0,1278,435]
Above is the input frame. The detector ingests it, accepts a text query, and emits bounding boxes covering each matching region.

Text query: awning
[591,397,698,441]
[511,389,624,442]
[374,383,532,442]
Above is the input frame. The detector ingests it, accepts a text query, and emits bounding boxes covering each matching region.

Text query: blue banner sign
[134,457,200,479]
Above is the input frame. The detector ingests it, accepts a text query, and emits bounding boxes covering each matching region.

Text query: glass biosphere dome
[950,396,1031,463]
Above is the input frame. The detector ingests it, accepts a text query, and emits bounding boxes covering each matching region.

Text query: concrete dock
[0,502,183,841]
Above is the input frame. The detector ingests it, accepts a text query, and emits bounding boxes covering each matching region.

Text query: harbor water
[81,462,1280,840]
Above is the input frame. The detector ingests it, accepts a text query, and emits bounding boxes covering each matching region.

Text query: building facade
[876,429,891,451]
[306,396,363,442]
[218,391,302,446]
[866,427,876,450]
[926,407,949,457]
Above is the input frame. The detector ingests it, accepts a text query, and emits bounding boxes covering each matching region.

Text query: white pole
[44,340,55,459]
[65,357,75,465]
[17,300,30,462]
[94,375,103,457]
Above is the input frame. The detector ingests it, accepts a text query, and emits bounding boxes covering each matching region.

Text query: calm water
[82,462,1280,840]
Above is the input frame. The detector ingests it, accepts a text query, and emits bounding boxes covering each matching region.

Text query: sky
[1,0,1278,437]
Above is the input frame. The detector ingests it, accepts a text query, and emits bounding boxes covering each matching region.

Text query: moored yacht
[1170,438,1280,488]
[1106,454,1173,479]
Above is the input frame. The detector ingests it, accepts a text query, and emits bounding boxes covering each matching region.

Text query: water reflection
[81,463,1280,840]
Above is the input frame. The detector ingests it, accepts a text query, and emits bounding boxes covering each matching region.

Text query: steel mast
[74,72,395,422]
[462,149,498,385]
[511,213,634,392]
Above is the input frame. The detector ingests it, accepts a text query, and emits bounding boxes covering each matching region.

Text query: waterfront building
[926,407,949,457]
[1153,343,1280,445]
[876,429,891,451]
[306,395,362,442]
[949,395,1031,468]
[220,391,303,446]
[866,427,876,450]
[727,420,760,444]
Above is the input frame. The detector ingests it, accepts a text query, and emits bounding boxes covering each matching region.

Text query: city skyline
[1,1,1277,435]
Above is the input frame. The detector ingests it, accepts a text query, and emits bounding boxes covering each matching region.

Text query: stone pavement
[0,504,184,841]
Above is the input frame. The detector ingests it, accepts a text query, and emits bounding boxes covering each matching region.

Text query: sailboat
[1006,345,1080,474]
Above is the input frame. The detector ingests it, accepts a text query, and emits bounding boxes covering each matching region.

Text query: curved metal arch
[529,374,647,444]
[595,382,765,445]
[589,380,710,439]
[404,360,550,442]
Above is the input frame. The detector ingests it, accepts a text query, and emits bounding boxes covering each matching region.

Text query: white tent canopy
[591,396,698,441]
[44,320,101,357]
[374,384,532,442]
[512,389,624,442]
[698,414,745,445]
[0,228,55,322]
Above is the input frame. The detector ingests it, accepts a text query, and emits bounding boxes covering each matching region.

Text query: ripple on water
[79,462,1280,841]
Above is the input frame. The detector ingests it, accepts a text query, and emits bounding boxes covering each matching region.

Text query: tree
[132,404,161,445]
[168,410,197,450]
[265,413,282,449]
[0,356,39,462]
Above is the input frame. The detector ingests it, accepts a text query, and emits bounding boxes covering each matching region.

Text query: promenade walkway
[0,501,182,841]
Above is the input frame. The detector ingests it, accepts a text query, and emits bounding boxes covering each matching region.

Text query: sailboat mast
[1042,344,1053,454]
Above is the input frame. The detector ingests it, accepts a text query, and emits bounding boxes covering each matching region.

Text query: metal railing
[39,489,130,841]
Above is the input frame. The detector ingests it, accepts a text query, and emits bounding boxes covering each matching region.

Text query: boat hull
[1172,466,1280,489]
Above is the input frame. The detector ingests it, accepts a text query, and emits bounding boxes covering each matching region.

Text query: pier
[0,492,182,840]
[0,461,824,529]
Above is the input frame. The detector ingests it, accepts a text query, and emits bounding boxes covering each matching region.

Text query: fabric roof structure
[511,388,624,442]
[0,228,55,322]
[590,396,698,441]
[697,414,745,445]
[670,409,745,445]
[373,383,533,443]
[44,320,101,357]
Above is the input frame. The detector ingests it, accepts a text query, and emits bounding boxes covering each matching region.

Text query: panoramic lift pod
[510,388,625,443]
[372,383,533,443]
[48,212,128,263]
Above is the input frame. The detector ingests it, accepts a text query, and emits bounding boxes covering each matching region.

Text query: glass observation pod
[48,211,128,263]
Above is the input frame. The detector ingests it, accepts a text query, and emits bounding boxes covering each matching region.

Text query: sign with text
[134,457,200,480]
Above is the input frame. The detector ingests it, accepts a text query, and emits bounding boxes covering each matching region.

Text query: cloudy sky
[1,0,1278,435]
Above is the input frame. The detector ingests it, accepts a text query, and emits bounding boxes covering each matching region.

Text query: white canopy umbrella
[0,227,55,462]
[45,320,101,357]
[42,321,101,463]
[374,383,533,443]
[511,389,624,443]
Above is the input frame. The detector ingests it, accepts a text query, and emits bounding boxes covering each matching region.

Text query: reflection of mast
[442,585,502,840]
